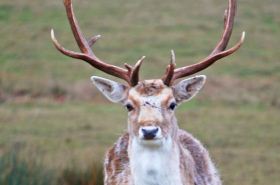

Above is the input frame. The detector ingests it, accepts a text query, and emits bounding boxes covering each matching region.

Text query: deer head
[51,0,245,146]
[91,75,206,146]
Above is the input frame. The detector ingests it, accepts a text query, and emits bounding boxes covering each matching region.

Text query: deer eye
[168,102,177,110]
[125,103,134,112]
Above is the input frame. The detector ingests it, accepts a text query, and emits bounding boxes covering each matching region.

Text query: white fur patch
[130,137,183,185]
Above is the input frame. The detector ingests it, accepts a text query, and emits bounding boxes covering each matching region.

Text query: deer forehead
[128,80,174,107]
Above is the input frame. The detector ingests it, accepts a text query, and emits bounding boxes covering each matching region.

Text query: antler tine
[224,9,228,30]
[212,0,236,54]
[173,32,245,79]
[51,0,147,85]
[162,50,176,86]
[63,0,92,55]
[88,35,101,47]
[169,0,245,83]
[51,29,88,60]
[130,56,146,86]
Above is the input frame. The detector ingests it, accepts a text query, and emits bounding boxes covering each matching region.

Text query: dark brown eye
[169,102,177,110]
[125,103,134,112]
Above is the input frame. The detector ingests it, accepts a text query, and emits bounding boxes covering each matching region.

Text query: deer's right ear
[91,76,128,103]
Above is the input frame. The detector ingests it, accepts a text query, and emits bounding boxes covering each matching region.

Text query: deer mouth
[143,136,158,140]
[138,134,165,147]
[139,138,163,147]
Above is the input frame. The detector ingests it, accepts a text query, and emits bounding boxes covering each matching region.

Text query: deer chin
[131,135,173,150]
[136,135,175,148]
[139,137,164,147]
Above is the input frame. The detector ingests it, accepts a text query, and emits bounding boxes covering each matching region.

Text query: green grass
[0,0,280,184]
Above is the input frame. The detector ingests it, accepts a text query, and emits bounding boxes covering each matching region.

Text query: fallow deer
[51,0,245,184]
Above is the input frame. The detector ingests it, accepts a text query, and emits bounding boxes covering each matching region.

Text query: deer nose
[141,127,159,140]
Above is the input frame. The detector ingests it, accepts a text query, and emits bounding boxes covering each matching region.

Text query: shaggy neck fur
[128,135,183,185]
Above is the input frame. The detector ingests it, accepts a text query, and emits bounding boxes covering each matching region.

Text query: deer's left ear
[172,75,206,103]
[91,76,128,103]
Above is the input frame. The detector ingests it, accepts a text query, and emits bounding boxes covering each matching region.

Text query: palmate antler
[162,0,245,86]
[51,0,145,86]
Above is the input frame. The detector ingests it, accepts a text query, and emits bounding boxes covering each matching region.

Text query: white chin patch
[139,138,164,147]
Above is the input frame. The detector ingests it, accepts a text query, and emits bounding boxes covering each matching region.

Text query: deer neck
[128,132,183,185]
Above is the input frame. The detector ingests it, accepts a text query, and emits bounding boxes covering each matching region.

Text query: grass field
[0,0,280,184]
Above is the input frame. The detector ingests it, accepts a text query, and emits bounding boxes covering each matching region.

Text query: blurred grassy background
[0,0,279,184]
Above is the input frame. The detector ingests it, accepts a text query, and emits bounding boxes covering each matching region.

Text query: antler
[163,0,245,86]
[51,0,144,86]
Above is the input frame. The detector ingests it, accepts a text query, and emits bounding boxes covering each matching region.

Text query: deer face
[126,80,176,145]
[91,75,206,146]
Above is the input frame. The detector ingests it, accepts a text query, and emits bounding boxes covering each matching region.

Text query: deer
[51,0,245,184]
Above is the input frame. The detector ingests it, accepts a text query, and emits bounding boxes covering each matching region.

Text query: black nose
[141,128,159,140]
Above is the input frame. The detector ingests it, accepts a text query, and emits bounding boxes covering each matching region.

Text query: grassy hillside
[0,0,279,184]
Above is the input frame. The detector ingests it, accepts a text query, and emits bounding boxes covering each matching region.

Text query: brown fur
[104,133,131,185]
[134,80,166,96]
